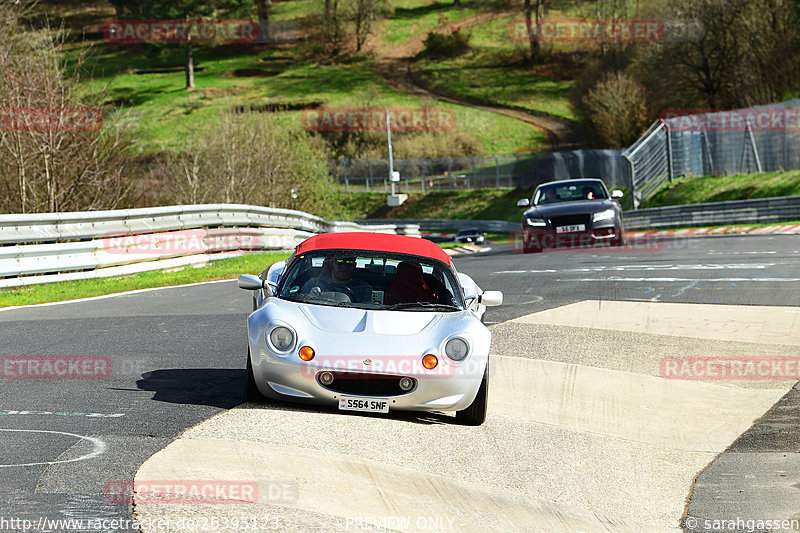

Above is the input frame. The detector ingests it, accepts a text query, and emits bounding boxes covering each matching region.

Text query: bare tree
[524,0,546,63]
[0,2,139,213]
[167,113,337,217]
[323,0,343,56]
[349,0,380,52]
[255,0,272,41]
[632,0,800,109]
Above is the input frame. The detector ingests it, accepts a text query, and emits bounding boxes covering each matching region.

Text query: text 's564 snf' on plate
[338,396,390,413]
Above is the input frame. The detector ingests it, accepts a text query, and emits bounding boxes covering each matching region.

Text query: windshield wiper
[385,302,461,311]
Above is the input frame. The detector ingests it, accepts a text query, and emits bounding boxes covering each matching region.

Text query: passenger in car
[384,262,436,305]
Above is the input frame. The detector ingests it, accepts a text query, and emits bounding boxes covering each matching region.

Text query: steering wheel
[329,284,355,301]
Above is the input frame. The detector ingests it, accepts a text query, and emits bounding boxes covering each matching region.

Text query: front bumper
[249,349,487,412]
[522,227,621,249]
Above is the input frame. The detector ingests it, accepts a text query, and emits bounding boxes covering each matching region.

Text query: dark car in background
[455,228,486,245]
[517,178,625,253]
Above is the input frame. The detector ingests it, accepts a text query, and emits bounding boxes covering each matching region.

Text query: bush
[164,113,339,219]
[421,30,471,59]
[317,128,484,160]
[582,72,651,147]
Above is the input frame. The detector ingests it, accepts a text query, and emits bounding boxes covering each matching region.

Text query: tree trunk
[185,43,195,90]
[255,0,271,42]
[525,0,541,64]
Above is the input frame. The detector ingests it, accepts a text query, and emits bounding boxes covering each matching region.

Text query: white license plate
[556,224,586,233]
[338,396,390,413]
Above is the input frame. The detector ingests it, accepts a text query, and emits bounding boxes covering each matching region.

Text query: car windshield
[276,250,465,311]
[457,229,479,236]
[533,182,608,205]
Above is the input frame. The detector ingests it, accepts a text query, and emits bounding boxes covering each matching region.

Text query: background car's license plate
[556,224,586,233]
[338,396,390,413]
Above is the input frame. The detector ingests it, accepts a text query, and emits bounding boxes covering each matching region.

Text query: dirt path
[374,9,586,151]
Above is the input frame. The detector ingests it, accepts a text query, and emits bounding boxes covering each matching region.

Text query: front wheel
[610,230,625,247]
[244,348,268,403]
[456,364,488,426]
[521,233,542,254]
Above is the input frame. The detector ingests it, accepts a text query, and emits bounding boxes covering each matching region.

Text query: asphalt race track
[0,234,798,532]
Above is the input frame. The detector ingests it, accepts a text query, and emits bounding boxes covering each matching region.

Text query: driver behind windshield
[544,188,559,203]
[301,256,373,303]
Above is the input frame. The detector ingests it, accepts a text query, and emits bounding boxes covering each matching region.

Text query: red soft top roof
[295,232,452,266]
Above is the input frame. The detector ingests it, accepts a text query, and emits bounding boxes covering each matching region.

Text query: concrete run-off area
[133,300,798,532]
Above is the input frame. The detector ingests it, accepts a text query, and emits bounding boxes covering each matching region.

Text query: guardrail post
[420,158,426,193]
[783,115,789,171]
[469,156,476,189]
[701,131,716,176]
[745,120,763,173]
[447,158,453,189]
[367,159,372,191]
[492,154,500,188]
[624,154,638,210]
[664,119,674,183]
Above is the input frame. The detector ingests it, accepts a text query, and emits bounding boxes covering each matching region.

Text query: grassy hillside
[51,0,553,155]
[644,170,800,207]
[415,14,582,121]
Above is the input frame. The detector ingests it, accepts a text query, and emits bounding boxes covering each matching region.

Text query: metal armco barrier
[362,195,800,233]
[623,195,800,230]
[0,204,420,288]
[360,219,518,233]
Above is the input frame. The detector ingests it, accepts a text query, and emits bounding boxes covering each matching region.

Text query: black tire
[522,233,542,254]
[244,348,268,403]
[522,241,542,254]
[456,364,488,426]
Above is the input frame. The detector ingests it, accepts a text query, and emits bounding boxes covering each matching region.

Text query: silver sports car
[237,232,503,425]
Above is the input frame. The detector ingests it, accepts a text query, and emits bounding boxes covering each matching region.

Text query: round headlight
[269,326,295,352]
[444,338,469,361]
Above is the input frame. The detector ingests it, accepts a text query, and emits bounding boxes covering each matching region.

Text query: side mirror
[238,274,265,291]
[517,198,531,207]
[611,190,624,199]
[479,291,503,306]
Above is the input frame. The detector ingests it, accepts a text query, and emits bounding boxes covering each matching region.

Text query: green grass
[382,0,480,44]
[359,188,531,221]
[645,170,800,208]
[78,43,544,153]
[56,0,548,155]
[0,252,284,308]
[415,14,580,121]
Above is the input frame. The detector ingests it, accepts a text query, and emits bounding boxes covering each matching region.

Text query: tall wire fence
[329,149,630,194]
[329,99,800,209]
[624,99,800,208]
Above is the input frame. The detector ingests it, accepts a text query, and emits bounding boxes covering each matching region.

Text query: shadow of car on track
[136,369,246,409]
[136,370,454,424]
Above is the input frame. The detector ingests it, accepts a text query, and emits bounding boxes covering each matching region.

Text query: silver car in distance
[238,232,503,426]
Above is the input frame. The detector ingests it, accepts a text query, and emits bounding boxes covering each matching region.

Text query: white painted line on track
[0,279,234,313]
[495,263,784,275]
[557,277,800,282]
[0,429,106,468]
